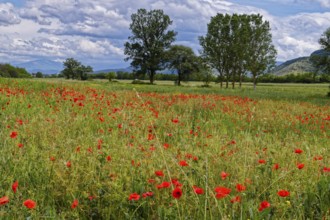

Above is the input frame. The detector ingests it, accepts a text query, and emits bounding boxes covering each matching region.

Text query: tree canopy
[61,58,93,80]
[319,27,330,51]
[165,45,199,86]
[124,9,176,84]
[0,63,31,78]
[199,13,276,89]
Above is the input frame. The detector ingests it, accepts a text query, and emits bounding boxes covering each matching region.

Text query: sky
[0,0,329,70]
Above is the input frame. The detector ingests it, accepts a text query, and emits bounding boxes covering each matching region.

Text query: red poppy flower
[142,192,153,198]
[66,161,71,168]
[297,163,304,169]
[106,155,111,161]
[258,200,270,212]
[277,190,290,197]
[221,171,229,180]
[313,156,323,161]
[323,167,330,172]
[147,133,155,140]
[171,118,179,123]
[0,196,9,206]
[230,196,241,203]
[148,179,155,184]
[157,181,171,189]
[171,179,182,188]
[12,181,18,193]
[273,163,280,170]
[258,159,266,164]
[10,131,18,139]
[163,143,170,149]
[215,186,231,199]
[172,187,182,199]
[236,184,246,192]
[179,160,189,166]
[155,170,164,177]
[193,186,204,195]
[17,143,23,148]
[23,199,36,209]
[294,149,303,154]
[71,199,78,209]
[128,193,140,201]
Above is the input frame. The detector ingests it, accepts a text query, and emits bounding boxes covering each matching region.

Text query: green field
[0,78,329,219]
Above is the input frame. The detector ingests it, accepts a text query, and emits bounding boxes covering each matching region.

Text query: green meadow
[0,78,329,219]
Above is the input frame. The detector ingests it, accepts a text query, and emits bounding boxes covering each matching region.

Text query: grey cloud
[19,7,52,25]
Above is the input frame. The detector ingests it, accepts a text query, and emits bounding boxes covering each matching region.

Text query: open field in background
[0,78,329,219]
[69,79,329,105]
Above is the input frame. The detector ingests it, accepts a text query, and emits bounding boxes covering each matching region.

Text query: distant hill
[94,67,134,74]
[272,49,330,76]
[15,59,63,74]
[272,57,316,76]
[93,67,174,74]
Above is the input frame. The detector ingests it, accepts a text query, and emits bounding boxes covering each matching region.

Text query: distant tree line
[258,73,330,83]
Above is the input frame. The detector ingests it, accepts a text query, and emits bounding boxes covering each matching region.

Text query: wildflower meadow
[0,78,329,219]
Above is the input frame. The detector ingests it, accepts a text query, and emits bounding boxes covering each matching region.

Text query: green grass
[0,78,329,219]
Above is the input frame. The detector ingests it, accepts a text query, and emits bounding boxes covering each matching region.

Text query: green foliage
[192,59,216,86]
[0,63,31,78]
[61,58,93,80]
[199,13,276,90]
[107,72,116,82]
[165,45,199,85]
[259,73,330,83]
[124,9,177,84]
[245,14,277,90]
[35,72,43,78]
[316,27,330,96]
[199,13,231,88]
[319,27,330,51]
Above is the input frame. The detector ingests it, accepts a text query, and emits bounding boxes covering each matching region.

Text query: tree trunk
[239,74,242,89]
[253,75,256,90]
[149,70,155,84]
[232,73,235,89]
[219,74,223,88]
[177,70,181,86]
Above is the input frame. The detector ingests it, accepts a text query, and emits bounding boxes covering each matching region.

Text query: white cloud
[0,0,329,69]
[271,12,330,60]
[0,3,21,26]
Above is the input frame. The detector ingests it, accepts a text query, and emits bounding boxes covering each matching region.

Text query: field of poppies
[0,78,329,219]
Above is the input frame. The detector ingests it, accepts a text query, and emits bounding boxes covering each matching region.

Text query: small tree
[107,72,116,82]
[318,27,330,96]
[166,45,198,86]
[124,9,176,84]
[61,58,93,80]
[77,65,93,80]
[62,58,81,79]
[245,14,277,90]
[35,72,43,78]
[199,14,231,88]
